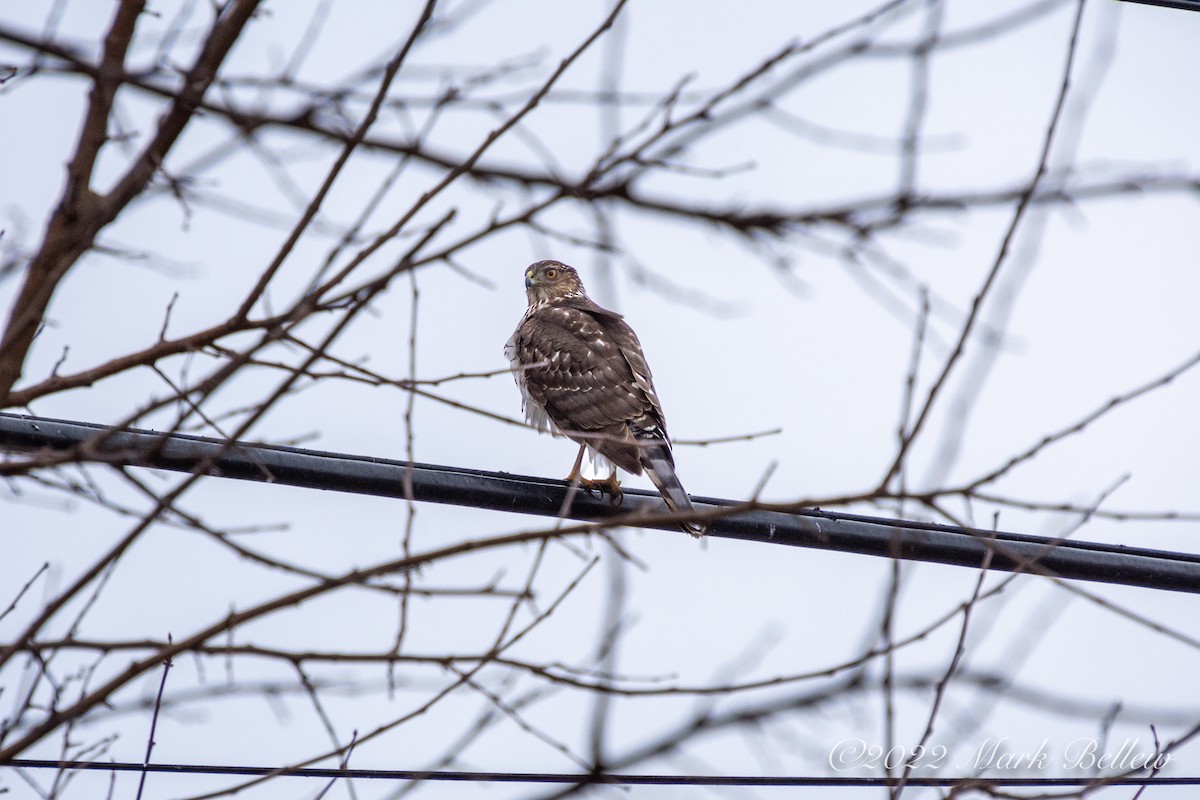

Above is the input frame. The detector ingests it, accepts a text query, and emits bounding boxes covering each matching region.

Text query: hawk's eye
[545,268,558,279]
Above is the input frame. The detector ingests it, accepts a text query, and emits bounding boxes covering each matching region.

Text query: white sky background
[1,0,1199,798]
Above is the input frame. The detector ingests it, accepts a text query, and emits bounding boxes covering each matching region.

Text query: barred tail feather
[642,445,705,537]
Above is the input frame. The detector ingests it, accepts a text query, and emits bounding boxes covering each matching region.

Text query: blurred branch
[178,556,600,800]
[961,348,1200,493]
[2,16,1196,254]
[880,0,1088,490]
[0,1,262,402]
[0,523,606,762]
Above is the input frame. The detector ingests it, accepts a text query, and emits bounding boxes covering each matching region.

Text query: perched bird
[505,260,703,536]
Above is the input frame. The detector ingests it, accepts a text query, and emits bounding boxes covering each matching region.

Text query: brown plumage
[505,260,703,536]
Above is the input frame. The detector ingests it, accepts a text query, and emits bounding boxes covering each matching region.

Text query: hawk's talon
[577,478,606,499]
[589,473,624,505]
[600,476,624,506]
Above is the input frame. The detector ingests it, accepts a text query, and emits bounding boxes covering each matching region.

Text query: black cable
[2,412,1198,594]
[1117,0,1200,12]
[5,759,1197,787]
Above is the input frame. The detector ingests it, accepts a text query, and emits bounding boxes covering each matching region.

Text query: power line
[2,412,1198,594]
[1118,0,1200,12]
[6,759,1197,787]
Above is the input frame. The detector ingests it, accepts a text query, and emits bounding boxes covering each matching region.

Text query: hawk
[505,260,703,536]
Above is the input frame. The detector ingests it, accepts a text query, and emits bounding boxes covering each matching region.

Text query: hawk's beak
[524,270,536,288]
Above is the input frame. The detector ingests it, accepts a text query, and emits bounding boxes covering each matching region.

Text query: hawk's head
[524,260,585,305]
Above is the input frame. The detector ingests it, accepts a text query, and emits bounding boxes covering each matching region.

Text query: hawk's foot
[565,471,624,505]
[581,473,623,506]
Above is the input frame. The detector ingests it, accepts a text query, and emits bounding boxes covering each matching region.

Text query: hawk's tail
[638,434,705,538]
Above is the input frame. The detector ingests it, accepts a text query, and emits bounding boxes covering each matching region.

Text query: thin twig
[134,637,174,800]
